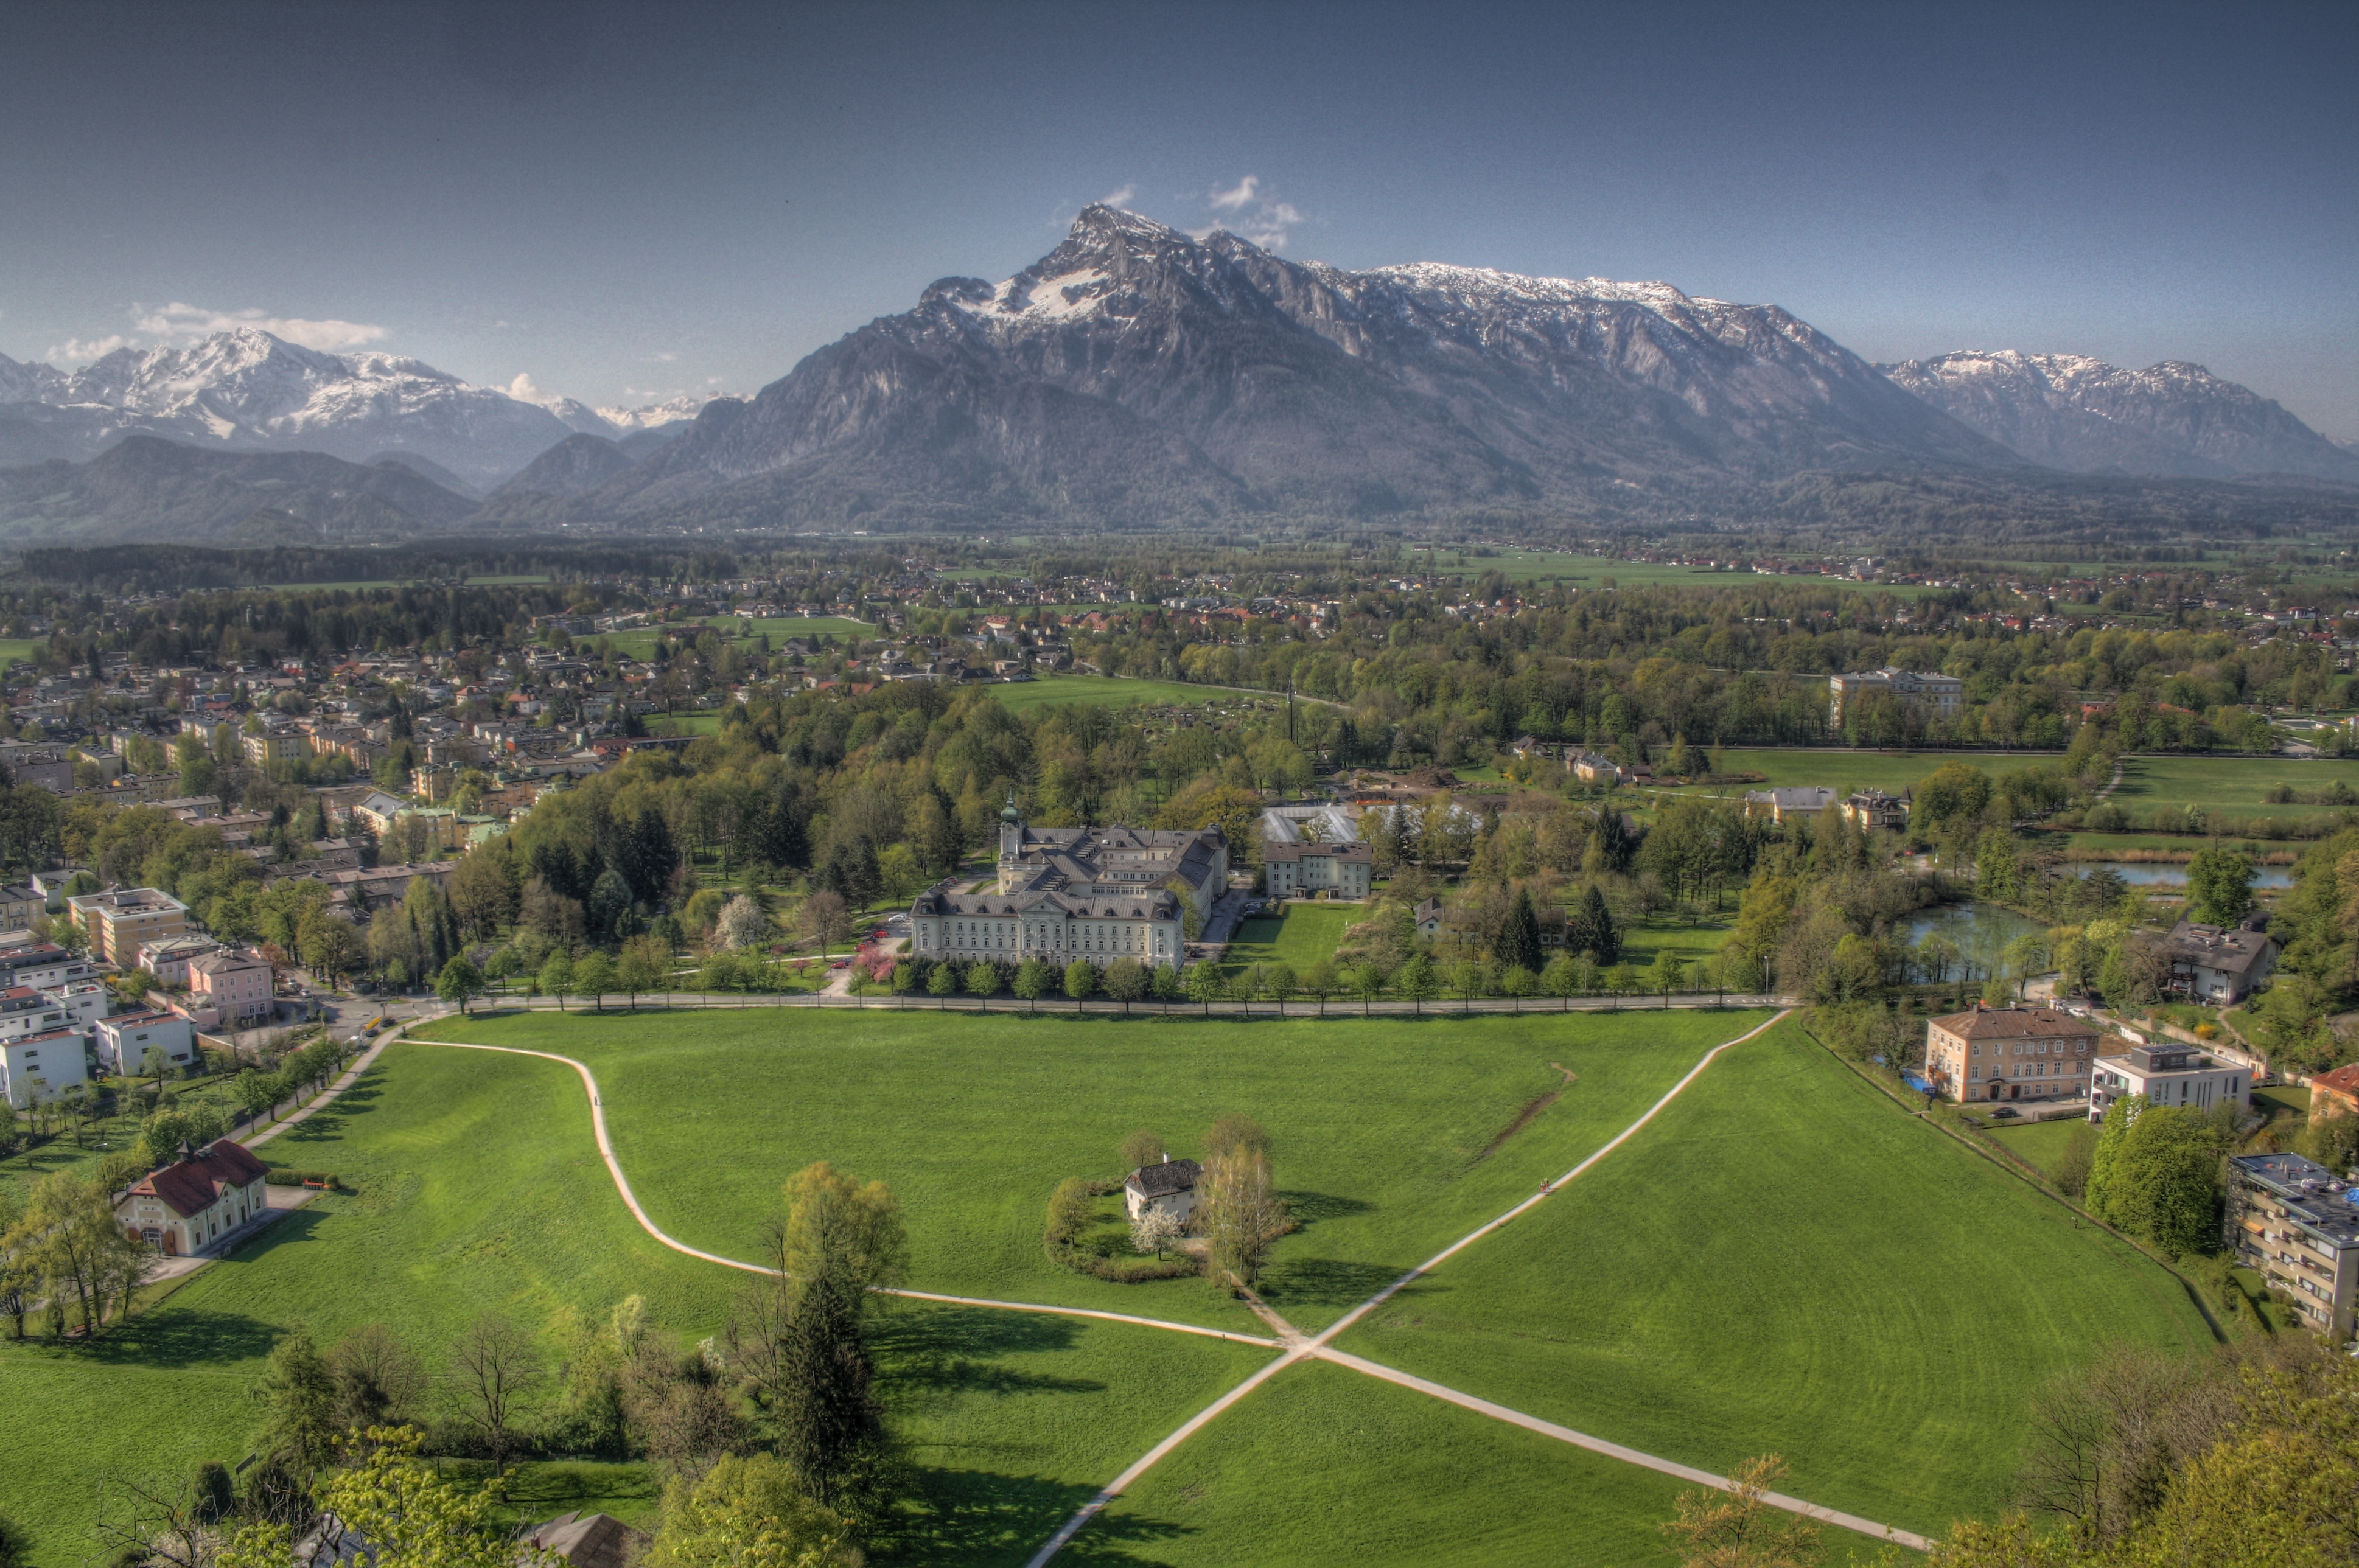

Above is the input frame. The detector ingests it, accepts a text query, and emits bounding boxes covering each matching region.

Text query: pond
[2071,860,2295,889]
[1900,901,2050,979]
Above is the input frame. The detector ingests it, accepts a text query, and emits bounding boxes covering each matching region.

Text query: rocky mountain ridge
[1881,349,2359,481]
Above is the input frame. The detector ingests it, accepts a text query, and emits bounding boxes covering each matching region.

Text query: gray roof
[2159,920,2274,977]
[1125,1158,1201,1198]
[1746,786,1838,810]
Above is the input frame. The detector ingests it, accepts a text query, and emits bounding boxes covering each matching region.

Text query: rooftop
[1932,1005,2102,1041]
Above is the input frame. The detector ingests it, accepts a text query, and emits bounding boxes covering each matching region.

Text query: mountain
[483,431,638,512]
[0,435,481,544]
[1880,350,2359,481]
[0,329,577,487]
[555,206,2024,528]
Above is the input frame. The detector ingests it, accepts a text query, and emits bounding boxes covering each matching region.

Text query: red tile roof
[1930,1006,2102,1041]
[128,1138,268,1219]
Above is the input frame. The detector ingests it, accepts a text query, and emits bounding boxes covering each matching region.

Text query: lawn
[1983,1115,2091,1180]
[1691,748,1988,798]
[421,1007,1775,1335]
[987,675,1237,713]
[1075,1359,1898,1567]
[0,1039,1268,1568]
[0,636,40,674]
[1218,902,1363,975]
[2105,754,2359,822]
[1335,1017,2214,1543]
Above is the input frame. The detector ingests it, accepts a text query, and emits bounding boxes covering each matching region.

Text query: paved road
[471,991,1794,1020]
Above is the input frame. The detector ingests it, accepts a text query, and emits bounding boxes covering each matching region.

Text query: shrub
[1041,1177,1195,1283]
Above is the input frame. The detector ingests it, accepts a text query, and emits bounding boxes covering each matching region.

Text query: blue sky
[4,0,2354,436]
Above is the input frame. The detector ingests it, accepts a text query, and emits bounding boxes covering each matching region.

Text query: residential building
[1923,1003,2103,1103]
[2089,1042,2251,1121]
[0,1026,86,1108]
[1414,897,1445,939]
[96,1011,197,1074]
[1828,667,1965,725]
[1743,786,1839,824]
[1124,1157,1201,1224]
[67,887,191,965]
[2311,1064,2359,1119]
[2156,918,2278,1004]
[242,728,307,766]
[0,941,97,991]
[0,883,42,929]
[910,803,1218,970]
[189,950,274,1025]
[1571,751,1624,785]
[2226,1152,2359,1337]
[114,1138,270,1256]
[1840,789,1910,832]
[351,790,411,840]
[522,1513,650,1568]
[44,981,108,1033]
[138,934,223,986]
[1262,840,1373,900]
[0,984,73,1041]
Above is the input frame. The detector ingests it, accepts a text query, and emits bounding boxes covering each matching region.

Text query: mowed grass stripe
[1336,1019,2212,1540]
[428,1009,1774,1334]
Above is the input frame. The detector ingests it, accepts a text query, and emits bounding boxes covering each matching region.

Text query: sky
[2,0,2354,436]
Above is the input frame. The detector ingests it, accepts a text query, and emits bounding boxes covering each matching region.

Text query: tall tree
[1498,887,1544,974]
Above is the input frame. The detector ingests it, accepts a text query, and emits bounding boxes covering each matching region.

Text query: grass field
[2106,754,2359,821]
[0,1039,1271,1568]
[1693,748,1985,798]
[987,675,1237,713]
[423,1008,1774,1335]
[1336,1019,2214,1542]
[1983,1115,2090,1179]
[0,637,40,674]
[1085,1359,1777,1567]
[1218,902,1363,975]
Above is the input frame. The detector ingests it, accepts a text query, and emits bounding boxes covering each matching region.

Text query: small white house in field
[1124,1156,1201,1225]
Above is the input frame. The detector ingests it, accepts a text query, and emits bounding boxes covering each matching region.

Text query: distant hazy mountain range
[0,328,719,490]
[1879,350,2359,482]
[2,206,2350,541]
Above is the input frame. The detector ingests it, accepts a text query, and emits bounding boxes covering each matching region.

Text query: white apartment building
[2089,1042,2250,1121]
[1,1026,87,1108]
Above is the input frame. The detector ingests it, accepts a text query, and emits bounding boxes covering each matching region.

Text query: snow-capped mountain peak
[1882,349,2359,479]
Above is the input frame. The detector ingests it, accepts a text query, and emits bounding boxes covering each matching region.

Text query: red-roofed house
[2312,1064,2359,1120]
[115,1138,270,1255]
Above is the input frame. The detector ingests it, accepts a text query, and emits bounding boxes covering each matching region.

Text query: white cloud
[1200,176,1301,250]
[132,302,388,352]
[1209,175,1259,212]
[652,351,679,362]
[1097,183,1138,208]
[46,334,133,363]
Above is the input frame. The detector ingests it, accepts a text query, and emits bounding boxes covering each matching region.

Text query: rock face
[0,328,576,487]
[564,205,2022,527]
[1881,350,2359,481]
[0,436,480,545]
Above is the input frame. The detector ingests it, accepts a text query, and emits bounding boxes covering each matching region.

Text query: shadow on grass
[1277,1190,1372,1229]
[878,1469,1190,1567]
[875,1307,1108,1412]
[48,1303,281,1368]
[1254,1256,1414,1309]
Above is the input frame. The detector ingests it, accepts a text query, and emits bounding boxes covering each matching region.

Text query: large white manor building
[908,802,1227,970]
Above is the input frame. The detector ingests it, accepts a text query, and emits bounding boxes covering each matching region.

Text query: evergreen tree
[1567,883,1621,964]
[1498,887,1544,974]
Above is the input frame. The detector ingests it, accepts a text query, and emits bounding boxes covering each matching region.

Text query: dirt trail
[1471,1064,1580,1165]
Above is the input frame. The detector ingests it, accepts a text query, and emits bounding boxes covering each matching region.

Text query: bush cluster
[1041,1177,1197,1283]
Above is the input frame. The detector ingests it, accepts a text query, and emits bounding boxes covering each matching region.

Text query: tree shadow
[873,1307,1108,1412]
[876,1469,1190,1567]
[1276,1190,1371,1229]
[57,1304,280,1368]
[1253,1257,1417,1309]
